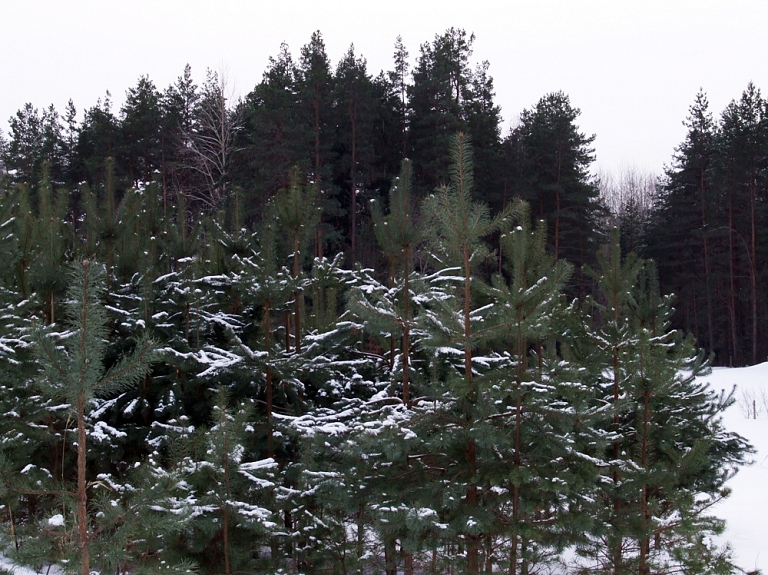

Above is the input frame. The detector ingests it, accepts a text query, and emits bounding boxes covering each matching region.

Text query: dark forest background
[3,29,767,367]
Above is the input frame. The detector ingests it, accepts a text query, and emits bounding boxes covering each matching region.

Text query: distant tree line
[4,32,766,369]
[0,29,601,292]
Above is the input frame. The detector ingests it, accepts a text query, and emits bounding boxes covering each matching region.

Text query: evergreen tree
[3,103,66,184]
[420,132,517,574]
[33,259,154,575]
[180,387,277,574]
[716,83,768,366]
[76,92,122,185]
[650,91,720,357]
[120,76,164,182]
[487,206,578,574]
[298,31,334,183]
[273,170,321,354]
[333,45,377,258]
[238,43,306,208]
[409,28,475,189]
[369,159,419,404]
[389,35,410,157]
[506,91,602,294]
[578,234,749,574]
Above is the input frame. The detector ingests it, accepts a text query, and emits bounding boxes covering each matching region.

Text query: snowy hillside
[707,364,768,573]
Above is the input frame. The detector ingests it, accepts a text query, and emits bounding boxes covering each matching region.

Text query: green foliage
[0,38,758,575]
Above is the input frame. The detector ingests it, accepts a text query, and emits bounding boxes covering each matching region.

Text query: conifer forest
[0,28,762,575]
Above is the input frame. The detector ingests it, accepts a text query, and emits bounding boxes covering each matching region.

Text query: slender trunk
[464,244,472,387]
[639,388,651,575]
[385,537,397,575]
[554,190,560,259]
[223,418,232,575]
[404,551,414,575]
[511,316,526,575]
[314,101,321,175]
[356,504,365,575]
[350,108,357,256]
[285,312,291,353]
[612,292,622,575]
[293,232,302,354]
[184,301,190,342]
[8,504,18,550]
[77,262,91,575]
[18,259,28,300]
[520,538,528,575]
[699,166,714,352]
[750,177,758,364]
[554,145,562,259]
[265,301,274,458]
[402,245,411,406]
[464,243,480,575]
[729,194,739,364]
[222,506,231,575]
[77,397,89,575]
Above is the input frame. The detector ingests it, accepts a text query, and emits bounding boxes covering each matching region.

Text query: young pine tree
[33,259,154,575]
[420,132,519,574]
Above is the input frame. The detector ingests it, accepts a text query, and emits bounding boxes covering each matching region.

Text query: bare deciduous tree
[597,165,658,220]
[179,69,241,210]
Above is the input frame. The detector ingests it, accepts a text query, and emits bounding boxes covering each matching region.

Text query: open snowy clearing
[707,363,768,573]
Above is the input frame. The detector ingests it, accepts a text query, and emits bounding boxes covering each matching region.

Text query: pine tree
[717,83,768,366]
[33,259,154,575]
[181,387,277,574]
[76,92,122,185]
[238,43,306,207]
[488,205,575,574]
[577,234,749,575]
[389,35,410,157]
[28,167,72,324]
[120,75,164,182]
[650,91,721,359]
[273,170,321,354]
[81,159,142,284]
[506,91,602,294]
[421,132,518,574]
[370,159,419,404]
[333,45,377,258]
[3,103,65,184]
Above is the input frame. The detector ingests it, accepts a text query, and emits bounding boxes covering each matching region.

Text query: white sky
[2,0,767,177]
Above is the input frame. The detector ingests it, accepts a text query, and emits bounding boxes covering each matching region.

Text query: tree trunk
[350,105,357,256]
[293,232,302,354]
[402,245,411,406]
[77,397,89,575]
[385,537,397,575]
[265,301,274,458]
[729,193,739,365]
[750,176,758,364]
[463,243,480,575]
[699,166,714,352]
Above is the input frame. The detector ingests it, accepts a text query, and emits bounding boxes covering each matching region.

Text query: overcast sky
[2,0,767,177]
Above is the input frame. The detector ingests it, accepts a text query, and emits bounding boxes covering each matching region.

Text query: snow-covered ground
[706,363,768,573]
